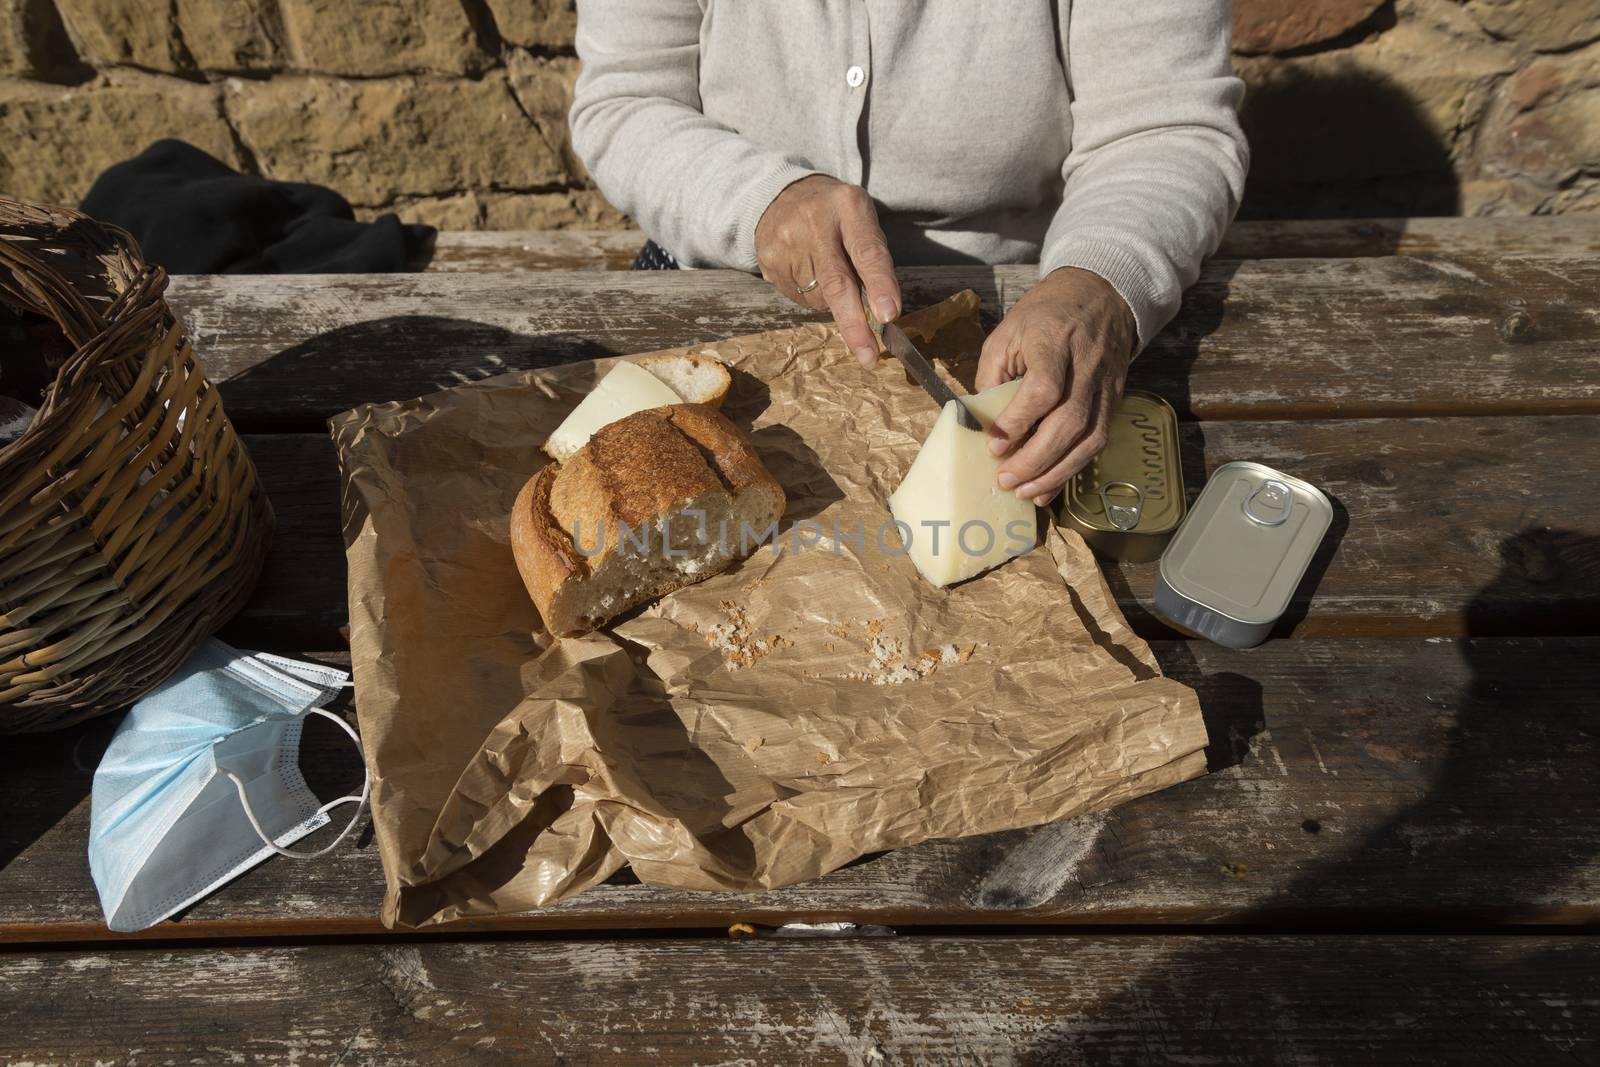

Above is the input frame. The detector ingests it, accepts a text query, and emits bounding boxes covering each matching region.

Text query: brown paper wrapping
[330,294,1209,928]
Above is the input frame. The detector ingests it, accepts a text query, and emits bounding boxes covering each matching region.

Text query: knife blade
[862,293,983,432]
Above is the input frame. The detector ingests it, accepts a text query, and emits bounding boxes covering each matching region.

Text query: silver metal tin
[1153,461,1332,648]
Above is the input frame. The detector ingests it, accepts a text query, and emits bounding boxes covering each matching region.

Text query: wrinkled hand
[755,174,902,367]
[975,267,1138,506]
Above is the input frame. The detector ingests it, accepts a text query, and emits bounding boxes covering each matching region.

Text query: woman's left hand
[975,267,1139,506]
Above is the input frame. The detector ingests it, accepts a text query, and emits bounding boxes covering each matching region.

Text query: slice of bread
[635,353,731,409]
[513,404,785,636]
[542,354,733,463]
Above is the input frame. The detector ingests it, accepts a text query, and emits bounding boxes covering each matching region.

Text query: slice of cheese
[544,361,684,461]
[888,378,1039,587]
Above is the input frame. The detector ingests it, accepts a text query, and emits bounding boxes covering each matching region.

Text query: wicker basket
[0,197,273,732]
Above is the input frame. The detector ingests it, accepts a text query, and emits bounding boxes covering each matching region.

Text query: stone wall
[0,0,621,228]
[1,0,1595,229]
[1235,0,1599,217]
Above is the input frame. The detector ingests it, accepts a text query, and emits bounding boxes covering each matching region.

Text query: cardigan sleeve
[569,0,822,270]
[1040,0,1249,348]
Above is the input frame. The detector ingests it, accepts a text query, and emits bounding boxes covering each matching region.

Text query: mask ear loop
[224,707,370,860]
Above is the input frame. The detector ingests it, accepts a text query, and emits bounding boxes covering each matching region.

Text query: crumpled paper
[330,293,1209,929]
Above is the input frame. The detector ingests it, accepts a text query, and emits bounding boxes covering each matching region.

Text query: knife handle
[859,286,885,342]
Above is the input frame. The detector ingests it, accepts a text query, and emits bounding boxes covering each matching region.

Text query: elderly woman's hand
[755,174,903,368]
[976,267,1139,506]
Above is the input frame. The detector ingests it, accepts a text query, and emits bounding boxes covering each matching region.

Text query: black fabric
[630,239,680,271]
[81,139,434,274]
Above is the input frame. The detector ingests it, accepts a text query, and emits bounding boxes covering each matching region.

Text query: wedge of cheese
[888,378,1039,587]
[544,361,684,461]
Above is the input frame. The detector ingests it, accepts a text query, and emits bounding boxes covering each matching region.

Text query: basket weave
[0,197,273,732]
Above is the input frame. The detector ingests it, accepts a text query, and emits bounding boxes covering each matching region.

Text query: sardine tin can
[1058,389,1185,563]
[1153,461,1332,649]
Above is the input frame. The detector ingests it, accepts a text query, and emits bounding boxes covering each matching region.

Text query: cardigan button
[845,65,865,88]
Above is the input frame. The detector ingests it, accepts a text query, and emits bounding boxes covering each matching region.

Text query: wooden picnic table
[3,218,1598,1064]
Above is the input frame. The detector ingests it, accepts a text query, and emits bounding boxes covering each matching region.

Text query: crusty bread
[634,353,731,409]
[512,404,785,636]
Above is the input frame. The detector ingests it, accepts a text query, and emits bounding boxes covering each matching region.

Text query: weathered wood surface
[418,218,1600,273]
[425,227,644,272]
[229,413,1600,650]
[169,256,1600,432]
[1214,215,1600,259]
[5,638,1594,942]
[3,935,1596,1065]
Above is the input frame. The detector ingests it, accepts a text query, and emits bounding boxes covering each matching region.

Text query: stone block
[479,188,627,229]
[484,0,574,50]
[1459,0,1600,54]
[359,188,628,230]
[277,0,486,76]
[1467,42,1600,211]
[0,71,238,207]
[1234,0,1388,55]
[226,72,565,205]
[175,0,286,72]
[51,0,190,72]
[505,47,580,175]
[0,0,85,79]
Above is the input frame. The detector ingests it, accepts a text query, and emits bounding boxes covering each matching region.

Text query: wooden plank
[3,935,1596,1064]
[417,218,1600,273]
[4,637,1595,941]
[169,256,1600,432]
[230,413,1600,648]
[1215,215,1600,259]
[425,228,644,272]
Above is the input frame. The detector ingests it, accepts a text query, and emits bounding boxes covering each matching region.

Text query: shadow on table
[1026,528,1600,1062]
[1272,491,1350,638]
[218,315,609,432]
[0,716,117,873]
[1130,257,1240,424]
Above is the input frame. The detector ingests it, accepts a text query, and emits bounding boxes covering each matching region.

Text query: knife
[861,292,983,432]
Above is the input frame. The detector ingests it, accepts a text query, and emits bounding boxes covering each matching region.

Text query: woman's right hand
[754,174,902,367]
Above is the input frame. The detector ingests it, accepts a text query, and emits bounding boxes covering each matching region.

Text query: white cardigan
[570,0,1249,346]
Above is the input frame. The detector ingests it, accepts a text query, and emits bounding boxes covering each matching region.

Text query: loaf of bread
[512,404,785,636]
[632,353,731,409]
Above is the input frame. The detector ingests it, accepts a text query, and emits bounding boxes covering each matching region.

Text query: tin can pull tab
[1243,478,1294,527]
[1099,481,1144,532]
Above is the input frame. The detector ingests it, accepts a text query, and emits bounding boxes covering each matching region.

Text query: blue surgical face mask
[88,640,369,933]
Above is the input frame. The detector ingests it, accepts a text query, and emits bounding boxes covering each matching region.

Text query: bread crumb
[702,603,786,669]
[833,632,985,686]
[815,752,831,766]
[745,736,764,753]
